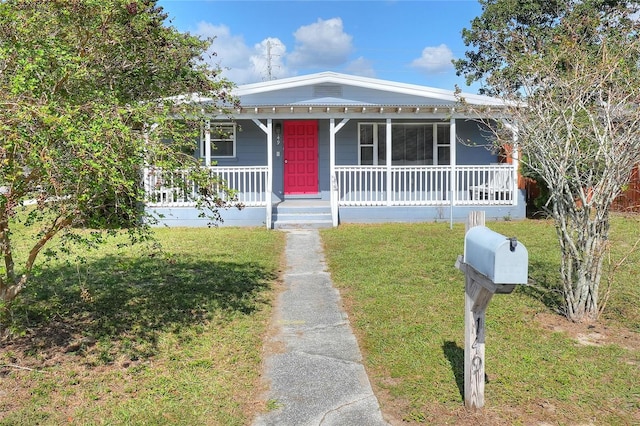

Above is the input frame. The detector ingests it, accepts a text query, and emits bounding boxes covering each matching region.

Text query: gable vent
[313,84,343,98]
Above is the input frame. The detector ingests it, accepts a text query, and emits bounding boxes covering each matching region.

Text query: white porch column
[386,118,392,206]
[251,118,273,229]
[330,119,337,227]
[329,118,349,227]
[511,128,519,207]
[450,117,457,229]
[204,120,211,167]
[266,119,273,228]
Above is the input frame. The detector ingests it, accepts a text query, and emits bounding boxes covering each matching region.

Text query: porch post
[329,118,349,227]
[266,119,273,229]
[386,118,392,206]
[511,128,519,207]
[204,120,211,167]
[330,119,337,227]
[450,117,457,229]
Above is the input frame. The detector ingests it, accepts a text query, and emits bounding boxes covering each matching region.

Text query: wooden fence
[612,164,640,212]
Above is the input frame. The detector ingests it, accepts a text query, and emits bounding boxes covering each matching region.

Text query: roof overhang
[181,72,517,119]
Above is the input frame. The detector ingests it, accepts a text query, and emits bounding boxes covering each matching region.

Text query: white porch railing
[143,166,269,207]
[334,164,516,206]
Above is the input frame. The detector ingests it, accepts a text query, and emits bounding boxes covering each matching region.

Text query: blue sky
[157,0,484,91]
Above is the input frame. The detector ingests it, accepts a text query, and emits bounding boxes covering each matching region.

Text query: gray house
[144,72,524,228]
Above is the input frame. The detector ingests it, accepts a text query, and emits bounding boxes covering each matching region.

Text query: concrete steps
[272,200,332,229]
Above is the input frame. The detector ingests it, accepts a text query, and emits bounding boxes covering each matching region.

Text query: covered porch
[143,72,524,228]
[143,162,520,228]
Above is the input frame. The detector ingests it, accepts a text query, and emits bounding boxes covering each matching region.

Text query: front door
[284,120,318,195]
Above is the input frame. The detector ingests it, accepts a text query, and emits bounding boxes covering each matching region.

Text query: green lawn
[0,227,285,426]
[1,216,638,425]
[321,216,640,425]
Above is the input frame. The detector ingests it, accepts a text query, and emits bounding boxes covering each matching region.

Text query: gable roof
[233,71,505,108]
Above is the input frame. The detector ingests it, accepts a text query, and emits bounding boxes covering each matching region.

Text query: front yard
[322,216,640,425]
[1,216,638,425]
[0,227,285,425]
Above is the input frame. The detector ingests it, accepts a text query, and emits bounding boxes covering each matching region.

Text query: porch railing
[143,166,269,207]
[334,164,516,206]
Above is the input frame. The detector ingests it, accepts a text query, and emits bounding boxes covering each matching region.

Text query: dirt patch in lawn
[366,311,640,426]
[534,311,640,351]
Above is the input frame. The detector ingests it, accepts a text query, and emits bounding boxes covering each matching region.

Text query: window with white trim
[358,122,450,165]
[200,122,236,158]
[358,123,387,165]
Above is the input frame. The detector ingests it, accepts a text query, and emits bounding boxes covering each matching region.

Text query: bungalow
[144,72,525,228]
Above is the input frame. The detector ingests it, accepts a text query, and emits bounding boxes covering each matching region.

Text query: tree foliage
[455,0,640,322]
[0,0,239,309]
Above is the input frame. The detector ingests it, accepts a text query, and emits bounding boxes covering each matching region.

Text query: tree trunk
[555,208,609,323]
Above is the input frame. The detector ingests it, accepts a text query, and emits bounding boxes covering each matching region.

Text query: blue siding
[222,118,501,198]
[218,121,267,166]
[148,206,266,227]
[318,123,331,196]
[272,120,285,201]
[146,191,526,228]
[332,118,499,166]
[456,120,498,165]
[338,191,526,224]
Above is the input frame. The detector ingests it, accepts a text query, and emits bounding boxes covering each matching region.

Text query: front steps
[272,200,333,229]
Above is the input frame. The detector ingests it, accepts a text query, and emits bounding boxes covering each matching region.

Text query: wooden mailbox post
[455,212,528,410]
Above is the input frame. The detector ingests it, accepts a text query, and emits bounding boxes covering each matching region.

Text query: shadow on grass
[3,253,276,360]
[516,259,565,314]
[442,341,464,402]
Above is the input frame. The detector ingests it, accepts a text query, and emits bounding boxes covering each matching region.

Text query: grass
[0,227,285,426]
[1,215,638,425]
[321,215,640,425]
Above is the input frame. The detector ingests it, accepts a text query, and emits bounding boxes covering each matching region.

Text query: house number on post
[455,211,528,410]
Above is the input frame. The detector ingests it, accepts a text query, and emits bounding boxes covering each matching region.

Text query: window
[435,124,450,165]
[200,122,236,158]
[358,123,386,165]
[358,122,450,165]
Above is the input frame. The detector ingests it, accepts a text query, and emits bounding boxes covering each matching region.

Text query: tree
[0,0,239,309]
[455,0,640,322]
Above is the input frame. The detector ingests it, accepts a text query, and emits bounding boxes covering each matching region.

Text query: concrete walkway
[253,229,388,426]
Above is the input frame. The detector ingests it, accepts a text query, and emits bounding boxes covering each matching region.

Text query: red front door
[284,120,318,195]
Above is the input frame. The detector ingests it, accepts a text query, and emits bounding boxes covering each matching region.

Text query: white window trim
[434,123,451,166]
[357,122,450,166]
[358,122,383,165]
[200,122,236,159]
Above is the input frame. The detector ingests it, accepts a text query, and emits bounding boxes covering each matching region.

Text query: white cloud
[193,17,358,84]
[345,57,376,78]
[288,18,354,68]
[410,44,454,74]
[195,23,291,84]
[250,38,292,81]
[196,22,251,70]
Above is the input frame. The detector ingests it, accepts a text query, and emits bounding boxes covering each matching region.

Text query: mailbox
[463,226,528,285]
